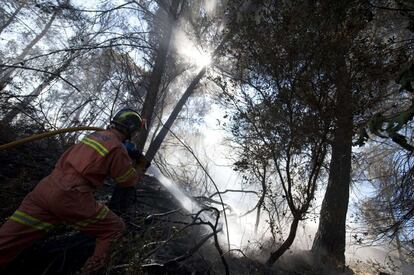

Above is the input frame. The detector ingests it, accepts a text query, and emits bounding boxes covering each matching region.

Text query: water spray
[147,165,223,232]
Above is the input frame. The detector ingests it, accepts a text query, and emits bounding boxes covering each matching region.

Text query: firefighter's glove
[136,156,150,174]
[123,140,142,161]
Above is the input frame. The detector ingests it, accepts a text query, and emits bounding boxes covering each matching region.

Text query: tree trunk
[0,0,27,35]
[0,10,58,89]
[254,196,263,234]
[266,217,300,266]
[136,0,238,153]
[143,29,233,161]
[145,67,206,162]
[311,54,353,267]
[135,0,180,152]
[110,1,180,214]
[255,164,267,233]
[115,1,249,213]
[139,0,245,156]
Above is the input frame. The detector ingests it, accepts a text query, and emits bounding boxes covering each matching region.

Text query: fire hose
[0,126,104,151]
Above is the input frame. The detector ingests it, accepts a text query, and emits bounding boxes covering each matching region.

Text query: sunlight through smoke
[174,29,212,69]
[204,0,218,15]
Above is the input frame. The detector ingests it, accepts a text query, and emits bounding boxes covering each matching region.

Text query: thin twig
[0,64,81,93]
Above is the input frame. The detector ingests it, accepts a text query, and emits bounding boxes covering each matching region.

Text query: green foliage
[357,64,414,150]
[397,64,414,92]
[355,127,369,147]
[386,103,414,134]
[368,113,387,138]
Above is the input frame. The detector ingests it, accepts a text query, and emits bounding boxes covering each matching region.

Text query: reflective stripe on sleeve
[81,137,109,157]
[9,210,54,232]
[74,206,109,228]
[115,166,136,183]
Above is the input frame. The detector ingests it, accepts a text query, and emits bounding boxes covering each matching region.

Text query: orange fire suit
[0,128,139,270]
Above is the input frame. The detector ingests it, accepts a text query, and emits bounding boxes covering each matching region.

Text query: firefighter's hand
[135,156,150,174]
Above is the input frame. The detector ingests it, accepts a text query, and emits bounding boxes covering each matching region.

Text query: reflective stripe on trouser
[9,210,54,232]
[0,216,49,266]
[0,197,57,267]
[74,206,109,229]
[0,178,125,267]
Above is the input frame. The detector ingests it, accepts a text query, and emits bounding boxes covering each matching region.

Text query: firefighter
[0,108,147,273]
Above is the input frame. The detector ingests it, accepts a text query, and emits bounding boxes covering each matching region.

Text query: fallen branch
[208,189,259,199]
[140,207,230,275]
[144,209,182,221]
[140,221,202,260]
[193,207,230,275]
[194,196,231,208]
[160,231,216,265]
